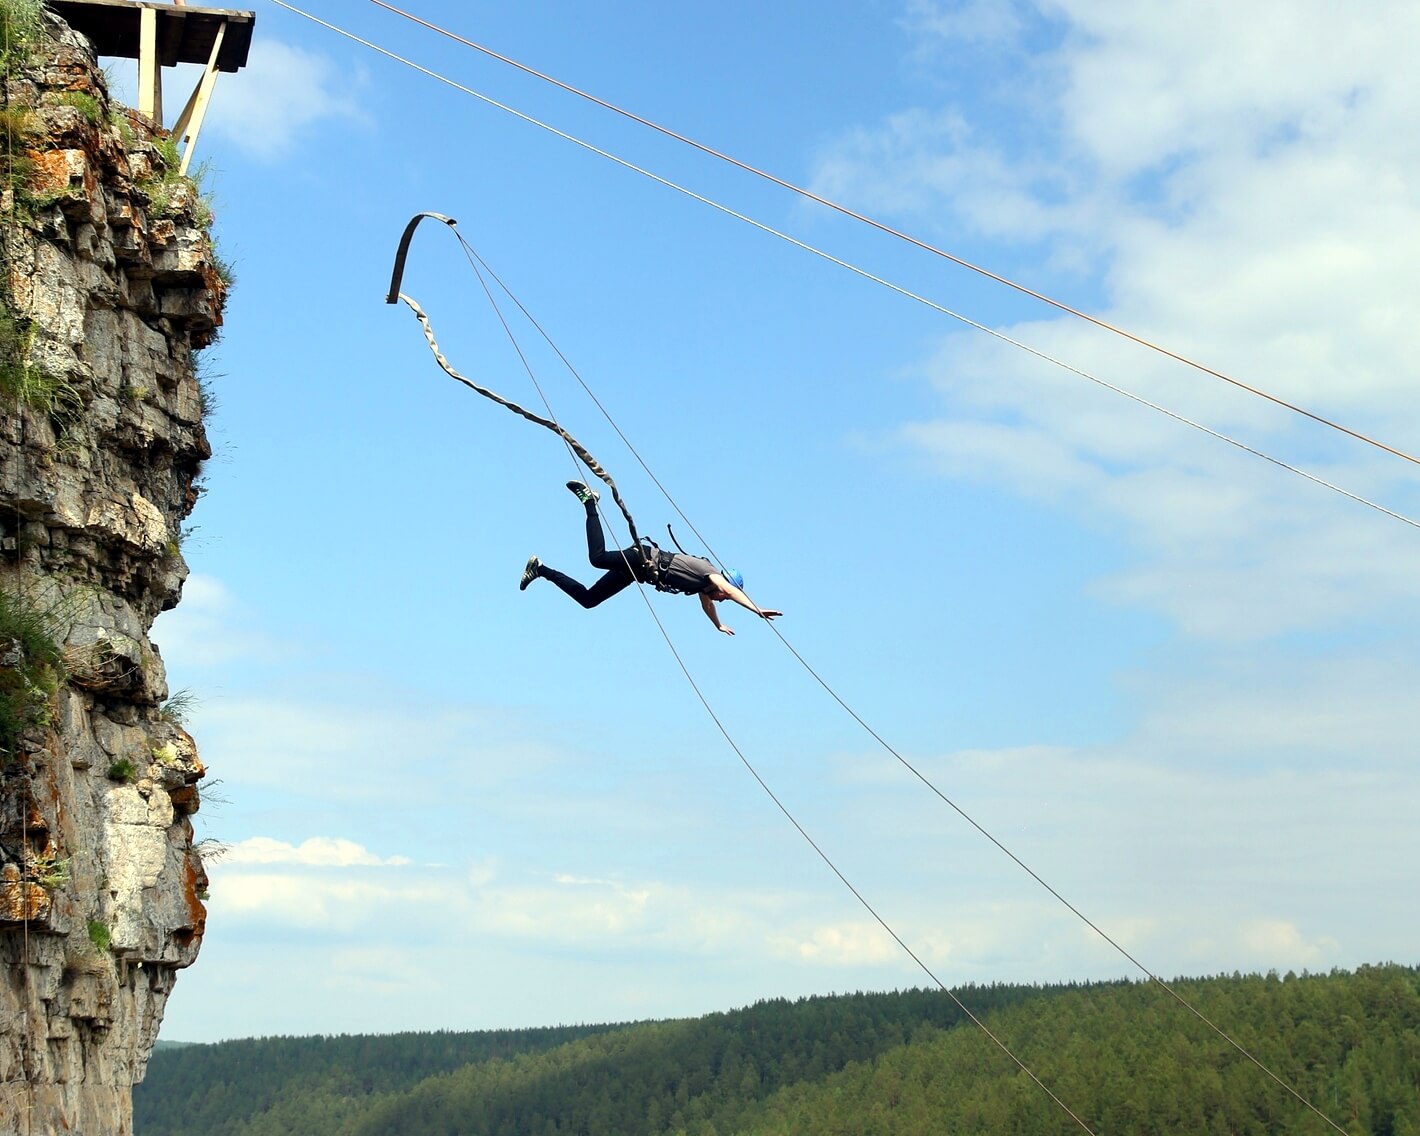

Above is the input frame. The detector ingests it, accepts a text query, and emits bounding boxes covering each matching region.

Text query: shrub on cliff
[0,587,64,758]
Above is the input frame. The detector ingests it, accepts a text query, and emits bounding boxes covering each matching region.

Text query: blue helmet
[725,569,744,591]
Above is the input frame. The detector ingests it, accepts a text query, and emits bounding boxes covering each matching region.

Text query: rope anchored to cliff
[385,212,645,548]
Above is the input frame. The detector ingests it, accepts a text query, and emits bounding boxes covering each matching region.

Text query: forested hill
[136,965,1420,1136]
[133,1023,622,1134]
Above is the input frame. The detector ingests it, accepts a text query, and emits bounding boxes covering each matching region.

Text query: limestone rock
[1,9,227,1135]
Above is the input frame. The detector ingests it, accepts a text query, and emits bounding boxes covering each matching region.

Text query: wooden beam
[173,20,224,174]
[137,5,161,121]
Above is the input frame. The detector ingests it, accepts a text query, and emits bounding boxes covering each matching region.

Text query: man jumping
[520,482,782,636]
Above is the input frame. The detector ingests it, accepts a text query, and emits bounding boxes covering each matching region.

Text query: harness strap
[396,290,644,547]
[638,539,668,591]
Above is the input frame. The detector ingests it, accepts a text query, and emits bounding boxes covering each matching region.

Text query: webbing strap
[396,291,643,548]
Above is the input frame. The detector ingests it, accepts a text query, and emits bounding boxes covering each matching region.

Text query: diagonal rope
[444,238,1420,558]
[617,562,1100,1136]
[394,291,643,548]
[457,240,605,487]
[395,243,1099,1136]
[281,0,1420,535]
[366,0,1420,474]
[756,618,1352,1135]
[390,218,1355,1136]
[454,231,649,572]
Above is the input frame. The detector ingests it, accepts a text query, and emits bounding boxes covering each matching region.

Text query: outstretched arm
[704,572,783,636]
[700,590,734,635]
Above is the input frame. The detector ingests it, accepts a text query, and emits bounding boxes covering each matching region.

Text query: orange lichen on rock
[27,145,97,200]
[179,852,208,951]
[0,862,52,922]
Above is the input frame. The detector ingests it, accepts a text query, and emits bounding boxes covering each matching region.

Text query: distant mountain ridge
[136,966,1420,1135]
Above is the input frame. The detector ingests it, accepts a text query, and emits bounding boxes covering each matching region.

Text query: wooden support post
[173,21,226,175]
[138,5,162,122]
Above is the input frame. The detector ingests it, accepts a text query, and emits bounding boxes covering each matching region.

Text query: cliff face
[1,9,226,1134]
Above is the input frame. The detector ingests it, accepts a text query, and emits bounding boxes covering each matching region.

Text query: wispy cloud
[900,0,1027,47]
[152,574,287,668]
[772,921,898,966]
[99,38,366,164]
[224,836,412,867]
[816,2,1420,646]
[190,39,368,162]
[174,684,570,809]
[153,5,1420,1043]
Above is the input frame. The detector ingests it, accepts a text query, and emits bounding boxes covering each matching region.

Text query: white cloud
[213,872,447,933]
[467,857,499,887]
[206,839,759,954]
[462,874,779,957]
[180,689,567,806]
[208,836,424,931]
[151,574,285,667]
[1236,920,1339,970]
[774,921,898,966]
[320,946,437,998]
[1054,0,1420,181]
[809,703,1420,984]
[223,836,412,867]
[194,39,367,161]
[97,38,364,164]
[816,1,1420,645]
[900,0,1026,46]
[476,874,659,940]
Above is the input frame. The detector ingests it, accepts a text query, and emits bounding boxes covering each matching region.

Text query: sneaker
[566,480,600,505]
[519,555,541,591]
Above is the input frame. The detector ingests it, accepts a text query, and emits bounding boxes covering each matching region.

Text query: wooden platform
[48,0,254,73]
[47,0,257,174]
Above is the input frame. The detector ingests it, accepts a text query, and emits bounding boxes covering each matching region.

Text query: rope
[401,240,1098,1135]
[453,236,618,505]
[394,289,644,548]
[447,233,698,547]
[452,228,652,582]
[365,0,1420,475]
[440,235,1420,562]
[388,216,1350,1136]
[758,621,1351,1135]
[278,0,1420,534]
[619,564,1099,1136]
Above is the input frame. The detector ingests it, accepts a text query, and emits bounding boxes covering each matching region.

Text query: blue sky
[101,0,1420,1041]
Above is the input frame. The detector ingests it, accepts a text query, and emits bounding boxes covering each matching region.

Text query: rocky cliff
[0,6,226,1133]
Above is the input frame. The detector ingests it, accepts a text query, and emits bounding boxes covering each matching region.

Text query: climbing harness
[634,539,668,592]
[385,211,647,549]
[633,539,704,596]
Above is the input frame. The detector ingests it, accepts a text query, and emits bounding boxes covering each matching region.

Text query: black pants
[538,507,644,609]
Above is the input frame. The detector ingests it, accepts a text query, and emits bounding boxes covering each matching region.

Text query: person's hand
[720,624,735,636]
[760,610,783,620]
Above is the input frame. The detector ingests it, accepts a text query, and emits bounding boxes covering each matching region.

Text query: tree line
[135,965,1420,1135]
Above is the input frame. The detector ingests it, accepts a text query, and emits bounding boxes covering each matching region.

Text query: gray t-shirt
[657,553,716,595]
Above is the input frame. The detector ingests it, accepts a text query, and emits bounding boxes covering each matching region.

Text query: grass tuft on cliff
[0,586,64,758]
[0,307,84,441]
[0,0,46,74]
